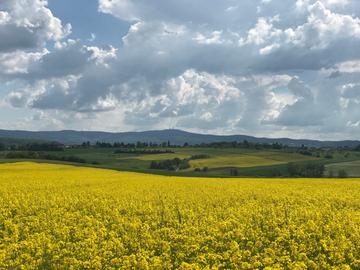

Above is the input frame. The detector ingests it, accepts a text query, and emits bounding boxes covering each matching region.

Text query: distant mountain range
[0,129,359,148]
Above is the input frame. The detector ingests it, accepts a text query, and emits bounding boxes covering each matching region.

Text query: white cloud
[296,0,350,11]
[242,2,360,54]
[0,50,46,74]
[0,0,70,52]
[335,60,360,73]
[2,0,360,139]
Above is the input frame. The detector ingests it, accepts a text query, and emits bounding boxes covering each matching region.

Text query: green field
[1,146,360,177]
[187,151,317,170]
[126,149,317,169]
[56,147,320,175]
[326,160,360,177]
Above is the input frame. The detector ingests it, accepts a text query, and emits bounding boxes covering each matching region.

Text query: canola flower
[0,162,359,269]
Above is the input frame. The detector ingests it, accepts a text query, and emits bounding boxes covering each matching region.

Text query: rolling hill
[0,129,359,148]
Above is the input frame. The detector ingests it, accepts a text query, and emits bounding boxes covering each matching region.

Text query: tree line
[75,140,287,150]
[0,142,64,152]
[75,140,360,152]
[79,141,175,149]
[114,149,174,155]
[5,151,99,165]
[150,158,190,171]
[149,154,210,171]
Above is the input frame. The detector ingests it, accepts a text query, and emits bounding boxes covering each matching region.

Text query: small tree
[230,169,238,176]
[338,169,348,178]
[150,161,159,169]
[0,143,5,151]
[324,153,333,159]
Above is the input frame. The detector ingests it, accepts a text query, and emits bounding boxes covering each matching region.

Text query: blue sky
[0,0,360,140]
[48,0,129,46]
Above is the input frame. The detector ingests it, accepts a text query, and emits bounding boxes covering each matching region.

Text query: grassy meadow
[126,148,319,173]
[3,145,359,178]
[1,143,360,179]
[0,162,359,269]
[326,160,360,177]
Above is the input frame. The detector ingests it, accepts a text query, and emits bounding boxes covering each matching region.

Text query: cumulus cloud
[98,0,260,28]
[2,0,360,139]
[0,50,46,75]
[273,78,326,126]
[0,0,70,52]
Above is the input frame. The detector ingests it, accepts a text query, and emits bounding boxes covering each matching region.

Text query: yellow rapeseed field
[0,162,359,269]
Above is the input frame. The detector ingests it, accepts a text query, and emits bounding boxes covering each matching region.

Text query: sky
[0,0,360,140]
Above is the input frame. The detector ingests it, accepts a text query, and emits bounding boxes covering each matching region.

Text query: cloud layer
[1,0,360,139]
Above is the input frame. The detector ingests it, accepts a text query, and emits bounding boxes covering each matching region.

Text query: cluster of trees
[194,167,209,172]
[22,142,64,152]
[0,142,64,152]
[78,140,292,150]
[287,162,325,177]
[337,169,348,178]
[295,145,330,157]
[297,150,313,156]
[5,152,98,165]
[324,153,334,159]
[189,154,210,160]
[114,149,174,155]
[328,169,349,178]
[230,169,239,176]
[79,140,360,153]
[226,162,330,177]
[150,158,190,171]
[193,141,286,150]
[81,141,175,149]
[150,154,211,171]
